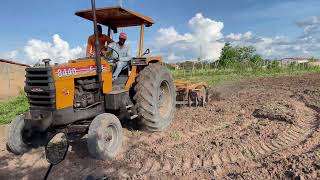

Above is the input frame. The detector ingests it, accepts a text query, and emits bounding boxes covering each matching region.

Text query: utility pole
[199,45,204,70]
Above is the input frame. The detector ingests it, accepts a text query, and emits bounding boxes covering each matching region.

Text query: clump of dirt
[256,149,320,179]
[253,101,296,124]
[299,88,320,111]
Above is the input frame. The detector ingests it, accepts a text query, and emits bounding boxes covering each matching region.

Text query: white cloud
[0,50,18,60]
[157,27,189,46]
[155,14,320,61]
[0,34,84,65]
[167,53,185,62]
[225,32,288,57]
[155,13,225,61]
[296,16,320,34]
[224,16,320,59]
[24,34,84,64]
[226,32,253,41]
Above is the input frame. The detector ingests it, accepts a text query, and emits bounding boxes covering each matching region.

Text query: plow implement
[175,80,209,107]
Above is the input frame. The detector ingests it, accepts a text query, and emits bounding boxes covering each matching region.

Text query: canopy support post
[91,0,103,87]
[108,26,111,37]
[138,24,145,57]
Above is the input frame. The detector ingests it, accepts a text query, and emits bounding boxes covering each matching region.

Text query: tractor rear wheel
[134,63,176,132]
[87,113,123,160]
[7,115,31,155]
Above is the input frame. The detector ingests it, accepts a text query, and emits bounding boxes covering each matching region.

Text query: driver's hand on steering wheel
[102,47,112,57]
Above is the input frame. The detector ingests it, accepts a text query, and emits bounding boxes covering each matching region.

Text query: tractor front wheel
[7,115,31,155]
[134,63,176,132]
[87,113,123,160]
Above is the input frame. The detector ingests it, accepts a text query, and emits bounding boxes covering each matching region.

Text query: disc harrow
[175,80,209,107]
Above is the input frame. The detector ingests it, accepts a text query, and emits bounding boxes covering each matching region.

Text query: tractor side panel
[53,58,113,110]
[55,79,75,109]
[102,68,113,94]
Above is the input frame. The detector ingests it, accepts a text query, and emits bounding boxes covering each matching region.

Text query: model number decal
[56,68,77,77]
[55,65,106,78]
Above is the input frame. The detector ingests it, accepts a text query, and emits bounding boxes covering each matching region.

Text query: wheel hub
[158,81,173,119]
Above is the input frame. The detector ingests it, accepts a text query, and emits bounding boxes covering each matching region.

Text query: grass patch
[0,94,29,124]
[172,67,320,86]
[130,130,143,137]
[170,131,181,141]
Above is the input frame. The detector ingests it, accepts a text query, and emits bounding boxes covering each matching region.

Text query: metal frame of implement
[175,80,209,107]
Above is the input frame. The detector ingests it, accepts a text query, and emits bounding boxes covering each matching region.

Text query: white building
[280,57,309,65]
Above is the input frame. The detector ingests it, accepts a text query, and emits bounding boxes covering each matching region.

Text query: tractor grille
[25,67,56,110]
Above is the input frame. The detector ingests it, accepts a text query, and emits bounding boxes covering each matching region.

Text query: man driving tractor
[86,24,113,57]
[108,32,131,81]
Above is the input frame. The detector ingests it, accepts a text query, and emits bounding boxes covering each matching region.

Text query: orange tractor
[7,2,208,160]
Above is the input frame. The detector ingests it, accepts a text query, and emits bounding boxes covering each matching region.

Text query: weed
[170,131,181,141]
[0,93,29,124]
[131,130,143,137]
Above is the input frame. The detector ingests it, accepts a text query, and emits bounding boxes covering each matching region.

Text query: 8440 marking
[55,65,106,78]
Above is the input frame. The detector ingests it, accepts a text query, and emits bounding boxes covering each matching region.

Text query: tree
[250,54,264,68]
[218,43,264,69]
[218,43,239,67]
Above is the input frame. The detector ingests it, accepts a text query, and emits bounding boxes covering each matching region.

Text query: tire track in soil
[129,118,255,152]
[117,109,256,160]
[114,100,320,178]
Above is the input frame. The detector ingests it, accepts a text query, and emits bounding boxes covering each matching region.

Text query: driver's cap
[119,32,127,40]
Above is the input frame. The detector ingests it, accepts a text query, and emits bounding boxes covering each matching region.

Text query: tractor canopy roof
[75,6,154,28]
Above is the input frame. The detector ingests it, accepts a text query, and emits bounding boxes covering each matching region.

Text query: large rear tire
[87,113,123,160]
[7,115,31,155]
[134,63,176,132]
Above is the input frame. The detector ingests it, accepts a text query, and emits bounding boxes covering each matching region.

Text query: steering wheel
[102,46,120,64]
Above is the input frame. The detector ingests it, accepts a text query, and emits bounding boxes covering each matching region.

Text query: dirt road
[1,73,320,179]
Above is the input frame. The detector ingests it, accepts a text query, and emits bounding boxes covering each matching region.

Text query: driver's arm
[86,36,93,57]
[103,35,114,46]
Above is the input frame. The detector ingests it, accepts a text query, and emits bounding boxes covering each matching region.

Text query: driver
[108,32,131,81]
[86,25,113,57]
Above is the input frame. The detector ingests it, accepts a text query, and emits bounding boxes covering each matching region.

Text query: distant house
[168,64,181,70]
[0,59,30,100]
[309,61,320,67]
[280,57,309,65]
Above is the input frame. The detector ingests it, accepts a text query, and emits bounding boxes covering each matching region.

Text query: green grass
[0,94,29,125]
[172,66,320,86]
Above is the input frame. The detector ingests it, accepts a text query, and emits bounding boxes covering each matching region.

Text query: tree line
[168,43,314,71]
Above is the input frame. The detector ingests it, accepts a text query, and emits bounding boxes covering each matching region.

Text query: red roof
[0,59,30,67]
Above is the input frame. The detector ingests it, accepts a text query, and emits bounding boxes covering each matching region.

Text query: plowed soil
[1,73,320,180]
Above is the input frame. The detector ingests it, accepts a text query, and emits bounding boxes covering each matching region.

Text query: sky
[1,0,320,64]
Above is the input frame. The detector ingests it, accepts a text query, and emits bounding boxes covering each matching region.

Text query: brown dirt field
[1,73,320,179]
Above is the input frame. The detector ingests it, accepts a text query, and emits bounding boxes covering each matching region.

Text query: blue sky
[1,0,320,63]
